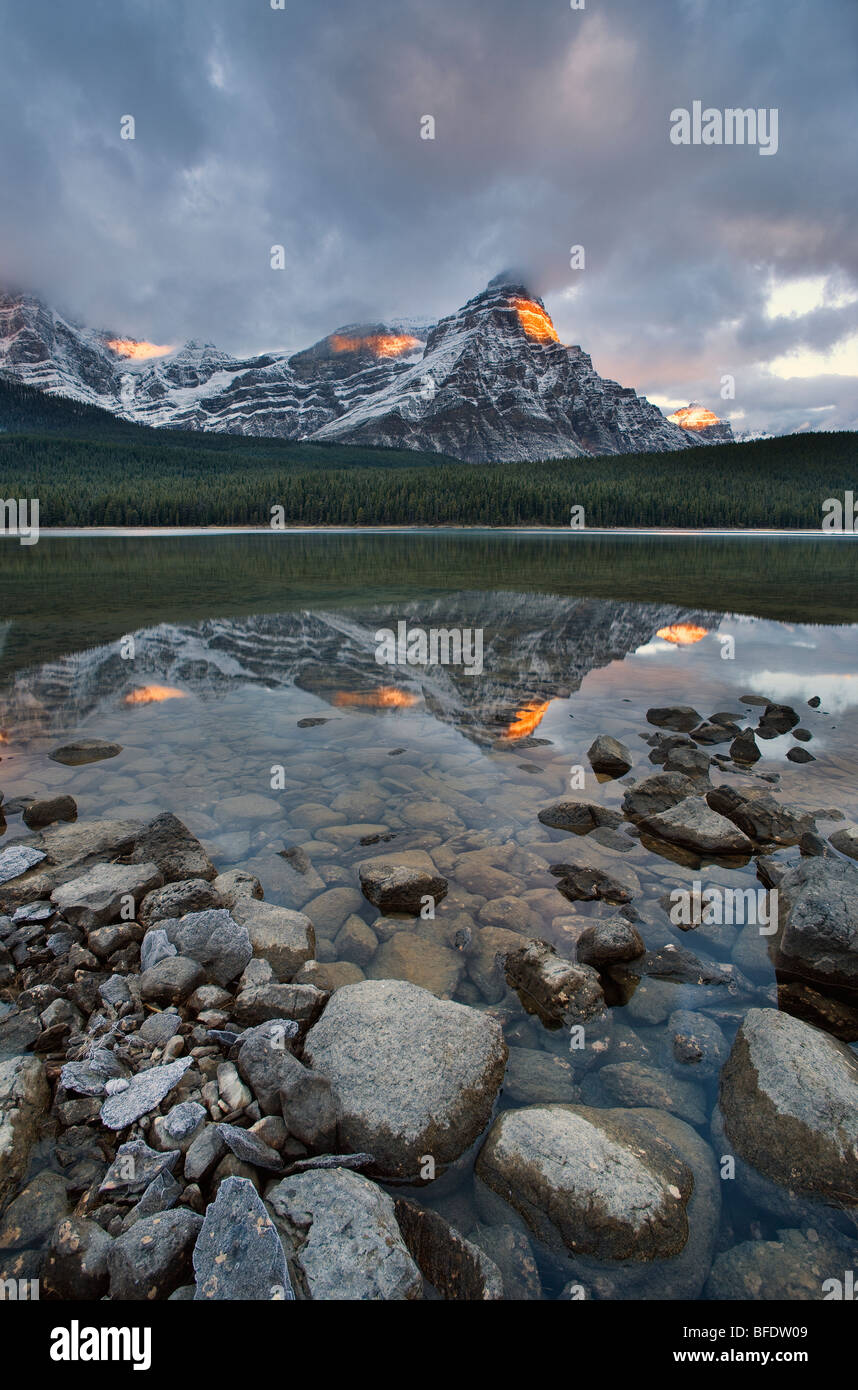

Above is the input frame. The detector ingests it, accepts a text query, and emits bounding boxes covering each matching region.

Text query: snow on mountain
[0,276,730,460]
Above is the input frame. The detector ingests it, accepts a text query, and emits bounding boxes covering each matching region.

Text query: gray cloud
[0,0,855,434]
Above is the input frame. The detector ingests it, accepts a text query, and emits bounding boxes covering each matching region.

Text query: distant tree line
[0,377,853,528]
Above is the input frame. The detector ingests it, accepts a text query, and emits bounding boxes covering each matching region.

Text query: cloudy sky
[1,0,856,435]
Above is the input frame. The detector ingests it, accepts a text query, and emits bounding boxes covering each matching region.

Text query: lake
[1,531,857,1299]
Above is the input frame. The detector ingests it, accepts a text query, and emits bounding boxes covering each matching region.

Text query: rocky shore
[1,695,857,1301]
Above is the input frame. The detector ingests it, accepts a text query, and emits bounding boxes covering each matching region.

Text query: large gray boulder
[476,1105,720,1299]
[0,1054,49,1212]
[303,980,507,1180]
[267,1167,422,1300]
[774,858,858,995]
[159,908,253,987]
[475,1104,692,1261]
[718,1008,858,1207]
[230,898,315,981]
[639,797,753,855]
[50,861,163,929]
[621,772,699,822]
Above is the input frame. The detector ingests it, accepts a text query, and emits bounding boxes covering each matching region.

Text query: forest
[0,377,853,529]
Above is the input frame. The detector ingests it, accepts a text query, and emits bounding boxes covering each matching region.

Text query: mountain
[0,593,715,752]
[666,403,735,445]
[0,276,732,461]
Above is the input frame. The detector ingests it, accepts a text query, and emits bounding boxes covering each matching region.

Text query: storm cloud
[0,0,855,435]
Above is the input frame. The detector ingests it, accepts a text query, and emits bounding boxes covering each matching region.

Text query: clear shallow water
[1,533,857,1298]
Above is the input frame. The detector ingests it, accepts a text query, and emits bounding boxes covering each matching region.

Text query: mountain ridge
[0,277,733,462]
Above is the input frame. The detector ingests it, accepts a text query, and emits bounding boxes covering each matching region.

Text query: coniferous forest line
[0,377,854,528]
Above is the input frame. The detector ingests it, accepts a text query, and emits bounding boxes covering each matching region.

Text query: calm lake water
[1,532,857,1298]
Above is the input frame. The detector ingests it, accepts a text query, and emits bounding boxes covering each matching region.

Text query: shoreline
[5,525,856,540]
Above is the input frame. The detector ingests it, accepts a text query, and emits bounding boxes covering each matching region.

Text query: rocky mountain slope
[0,276,732,461]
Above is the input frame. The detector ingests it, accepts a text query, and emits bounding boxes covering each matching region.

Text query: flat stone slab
[51,861,163,929]
[267,1168,421,1301]
[217,1123,284,1172]
[99,1139,181,1195]
[0,846,47,886]
[194,1176,293,1300]
[100,1057,193,1130]
[49,740,123,765]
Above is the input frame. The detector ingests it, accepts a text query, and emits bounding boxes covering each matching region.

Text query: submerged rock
[504,938,605,1027]
[537,801,623,834]
[704,1229,858,1300]
[774,857,858,994]
[49,740,122,766]
[476,1104,693,1261]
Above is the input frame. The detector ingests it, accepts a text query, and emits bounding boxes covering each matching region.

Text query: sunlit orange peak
[332,687,419,708]
[123,685,188,705]
[656,624,709,646]
[0,729,9,744]
[330,332,421,358]
[107,339,175,361]
[667,406,721,431]
[502,699,551,739]
[512,298,559,343]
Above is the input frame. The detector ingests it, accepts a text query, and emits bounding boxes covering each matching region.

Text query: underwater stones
[504,939,605,1027]
[359,861,448,915]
